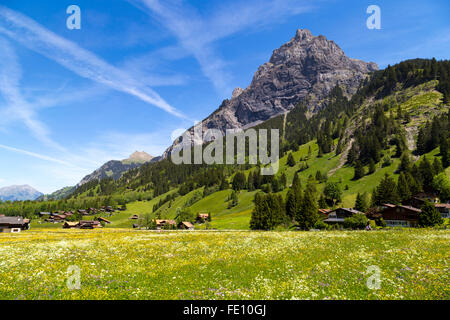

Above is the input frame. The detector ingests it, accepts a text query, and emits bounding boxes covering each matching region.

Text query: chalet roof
[318,209,331,215]
[181,221,194,228]
[0,216,25,225]
[398,205,421,213]
[156,219,176,225]
[63,221,79,227]
[97,217,111,223]
[79,220,100,224]
[435,203,450,209]
[329,208,364,215]
[382,203,396,208]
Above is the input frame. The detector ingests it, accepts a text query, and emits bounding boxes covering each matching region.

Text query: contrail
[0,5,186,119]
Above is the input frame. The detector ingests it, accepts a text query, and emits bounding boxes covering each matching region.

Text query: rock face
[77,151,153,186]
[164,29,377,157]
[124,151,154,164]
[0,185,43,201]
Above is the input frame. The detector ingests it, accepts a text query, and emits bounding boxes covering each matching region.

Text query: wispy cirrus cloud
[0,143,75,167]
[130,0,315,95]
[0,38,66,151]
[0,5,186,119]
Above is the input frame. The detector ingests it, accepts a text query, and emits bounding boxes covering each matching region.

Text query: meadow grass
[0,228,448,300]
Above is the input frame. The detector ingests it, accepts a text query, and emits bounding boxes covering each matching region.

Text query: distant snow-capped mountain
[0,185,43,201]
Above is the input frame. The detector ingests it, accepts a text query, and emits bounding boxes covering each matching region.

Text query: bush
[313,220,329,230]
[344,214,368,230]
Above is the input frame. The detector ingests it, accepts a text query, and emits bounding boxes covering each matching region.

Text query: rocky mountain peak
[127,151,153,162]
[164,29,378,158]
[0,184,43,201]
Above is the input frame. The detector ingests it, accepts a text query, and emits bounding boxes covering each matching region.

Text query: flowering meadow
[0,229,448,300]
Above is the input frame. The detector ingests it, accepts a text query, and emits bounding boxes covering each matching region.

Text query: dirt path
[282,112,288,140]
[328,137,354,177]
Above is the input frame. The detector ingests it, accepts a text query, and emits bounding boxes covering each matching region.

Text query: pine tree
[398,152,412,172]
[297,188,319,230]
[286,174,302,219]
[419,156,435,190]
[280,172,287,189]
[353,161,365,180]
[433,158,444,174]
[440,136,449,168]
[232,171,246,191]
[247,171,255,191]
[318,194,327,209]
[287,152,296,167]
[354,192,369,212]
[397,172,411,201]
[368,159,376,174]
[373,174,400,205]
[418,201,443,227]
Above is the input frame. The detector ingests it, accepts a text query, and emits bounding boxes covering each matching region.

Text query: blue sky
[0,0,449,193]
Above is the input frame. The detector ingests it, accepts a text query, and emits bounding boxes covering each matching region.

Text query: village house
[78,220,102,229]
[178,221,194,230]
[381,204,421,227]
[155,219,176,229]
[435,204,450,219]
[97,217,112,224]
[0,216,30,233]
[402,194,449,219]
[39,212,51,217]
[78,209,88,215]
[318,209,331,218]
[47,214,66,223]
[63,221,80,229]
[323,208,364,224]
[196,213,209,222]
[130,214,139,220]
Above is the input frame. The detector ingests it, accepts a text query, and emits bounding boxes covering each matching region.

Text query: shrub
[344,214,368,230]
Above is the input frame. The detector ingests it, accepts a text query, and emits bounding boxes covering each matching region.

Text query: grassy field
[0,228,448,300]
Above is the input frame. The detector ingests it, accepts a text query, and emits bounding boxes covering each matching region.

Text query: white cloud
[0,5,186,119]
[0,38,66,151]
[131,0,314,95]
[0,143,78,168]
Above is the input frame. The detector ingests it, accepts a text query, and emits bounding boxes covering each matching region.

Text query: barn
[0,216,30,233]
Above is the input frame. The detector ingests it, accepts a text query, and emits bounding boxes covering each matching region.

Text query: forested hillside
[0,59,449,230]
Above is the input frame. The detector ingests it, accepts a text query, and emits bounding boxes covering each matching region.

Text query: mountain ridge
[163,29,378,158]
[0,184,43,201]
[77,151,154,187]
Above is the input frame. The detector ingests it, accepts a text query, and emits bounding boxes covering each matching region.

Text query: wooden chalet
[155,219,176,229]
[97,217,111,224]
[78,209,88,215]
[318,209,331,217]
[435,203,450,219]
[402,194,450,219]
[381,205,421,227]
[196,213,209,222]
[0,216,30,233]
[130,214,139,220]
[178,221,194,230]
[63,221,80,229]
[39,212,51,217]
[323,208,364,224]
[78,220,102,229]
